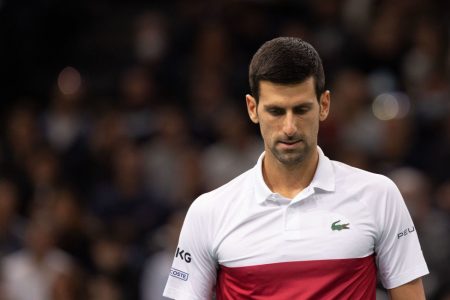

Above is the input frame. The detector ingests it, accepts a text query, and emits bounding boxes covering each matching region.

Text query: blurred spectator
[436,180,450,216]
[87,274,122,300]
[133,11,169,65]
[88,232,137,300]
[201,105,262,189]
[309,0,346,70]
[25,146,62,209]
[118,65,160,141]
[2,104,42,168]
[87,108,128,183]
[415,70,449,124]
[40,83,92,192]
[140,209,186,300]
[325,68,381,169]
[1,104,42,214]
[49,186,92,270]
[0,0,448,298]
[410,71,450,183]
[142,105,199,206]
[341,0,373,38]
[90,139,167,245]
[192,23,231,74]
[188,70,231,145]
[402,17,446,91]
[379,116,414,169]
[41,86,88,154]
[1,215,74,300]
[0,179,25,259]
[171,147,206,207]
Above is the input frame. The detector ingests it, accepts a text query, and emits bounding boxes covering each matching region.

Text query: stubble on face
[248,79,328,171]
[268,132,313,167]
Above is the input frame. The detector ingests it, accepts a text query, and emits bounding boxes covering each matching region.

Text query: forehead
[258,78,316,106]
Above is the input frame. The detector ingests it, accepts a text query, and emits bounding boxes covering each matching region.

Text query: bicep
[375,179,428,288]
[163,202,217,299]
[387,278,426,300]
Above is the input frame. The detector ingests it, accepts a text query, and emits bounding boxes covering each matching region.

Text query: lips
[279,139,301,145]
[278,140,302,149]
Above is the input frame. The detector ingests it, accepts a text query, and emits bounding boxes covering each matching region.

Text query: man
[163,37,428,299]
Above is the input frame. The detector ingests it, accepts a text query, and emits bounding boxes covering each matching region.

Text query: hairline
[253,77,323,104]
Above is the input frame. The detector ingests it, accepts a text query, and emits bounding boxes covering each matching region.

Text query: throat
[263,171,308,199]
[262,150,318,200]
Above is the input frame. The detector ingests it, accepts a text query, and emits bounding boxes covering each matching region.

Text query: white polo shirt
[163,147,429,300]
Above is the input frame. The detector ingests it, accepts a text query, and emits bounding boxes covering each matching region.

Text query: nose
[283,113,297,137]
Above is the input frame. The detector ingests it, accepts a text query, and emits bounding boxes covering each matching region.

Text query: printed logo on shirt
[331,220,350,231]
[170,268,189,281]
[176,247,192,263]
[397,226,415,239]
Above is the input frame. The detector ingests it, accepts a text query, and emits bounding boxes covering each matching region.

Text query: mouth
[278,139,302,147]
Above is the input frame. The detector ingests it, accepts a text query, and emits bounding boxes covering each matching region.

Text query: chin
[275,152,307,166]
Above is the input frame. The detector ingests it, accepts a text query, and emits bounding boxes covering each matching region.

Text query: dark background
[0,0,449,299]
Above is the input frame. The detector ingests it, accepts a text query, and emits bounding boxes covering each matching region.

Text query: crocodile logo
[331,220,350,231]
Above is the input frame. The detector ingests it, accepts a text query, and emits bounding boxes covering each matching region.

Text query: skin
[388,278,426,300]
[246,78,330,199]
[246,78,426,298]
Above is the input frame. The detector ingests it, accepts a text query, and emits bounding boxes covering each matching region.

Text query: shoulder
[181,169,254,238]
[331,160,398,193]
[330,160,405,219]
[190,168,254,214]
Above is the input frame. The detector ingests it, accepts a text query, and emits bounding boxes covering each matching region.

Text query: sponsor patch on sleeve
[170,268,189,281]
[397,226,415,239]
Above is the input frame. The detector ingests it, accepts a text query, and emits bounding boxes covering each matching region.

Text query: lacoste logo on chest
[331,220,350,231]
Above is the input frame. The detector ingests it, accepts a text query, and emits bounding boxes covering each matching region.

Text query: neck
[262,148,319,199]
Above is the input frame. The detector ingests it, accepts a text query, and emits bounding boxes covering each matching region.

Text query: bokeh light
[372,92,411,121]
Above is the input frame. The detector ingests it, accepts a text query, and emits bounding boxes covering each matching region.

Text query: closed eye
[293,104,312,115]
[266,107,285,116]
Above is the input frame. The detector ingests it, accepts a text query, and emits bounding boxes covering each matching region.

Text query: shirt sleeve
[163,197,217,299]
[374,178,429,289]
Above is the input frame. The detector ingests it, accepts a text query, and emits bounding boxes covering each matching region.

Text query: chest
[213,194,377,267]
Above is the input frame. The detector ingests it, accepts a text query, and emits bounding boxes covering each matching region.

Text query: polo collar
[253,146,335,204]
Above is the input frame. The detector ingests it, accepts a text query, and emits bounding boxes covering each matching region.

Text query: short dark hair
[249,37,325,102]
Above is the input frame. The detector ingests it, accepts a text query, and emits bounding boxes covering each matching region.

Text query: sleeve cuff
[381,263,429,289]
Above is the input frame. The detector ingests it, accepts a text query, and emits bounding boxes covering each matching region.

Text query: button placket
[283,190,316,238]
[284,206,298,230]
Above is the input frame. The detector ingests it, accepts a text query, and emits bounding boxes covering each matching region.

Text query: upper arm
[374,178,429,289]
[163,199,217,299]
[388,278,426,300]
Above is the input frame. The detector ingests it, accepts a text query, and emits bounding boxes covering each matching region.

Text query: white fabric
[163,147,429,299]
[1,249,72,300]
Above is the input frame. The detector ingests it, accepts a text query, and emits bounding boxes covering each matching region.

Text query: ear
[319,90,331,121]
[246,94,259,124]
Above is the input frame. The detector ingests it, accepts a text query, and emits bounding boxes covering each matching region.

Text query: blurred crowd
[0,0,449,299]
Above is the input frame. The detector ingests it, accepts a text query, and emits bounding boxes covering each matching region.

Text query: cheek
[308,118,320,137]
[304,114,320,129]
[258,121,274,141]
[258,123,268,141]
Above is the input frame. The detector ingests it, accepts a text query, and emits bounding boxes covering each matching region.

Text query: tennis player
[163,37,429,299]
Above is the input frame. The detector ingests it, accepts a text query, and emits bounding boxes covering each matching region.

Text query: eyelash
[268,109,284,116]
[294,108,309,114]
[267,108,309,116]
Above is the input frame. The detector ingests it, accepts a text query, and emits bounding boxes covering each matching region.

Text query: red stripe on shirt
[216,255,376,300]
